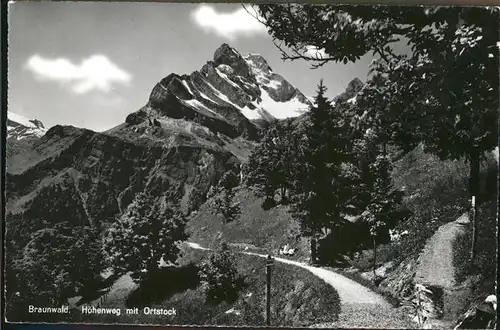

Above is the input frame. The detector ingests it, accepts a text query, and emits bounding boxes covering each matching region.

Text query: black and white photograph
[4,2,498,328]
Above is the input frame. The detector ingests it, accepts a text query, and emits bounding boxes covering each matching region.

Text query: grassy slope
[187,187,311,261]
[68,247,340,327]
[344,145,496,268]
[186,145,496,272]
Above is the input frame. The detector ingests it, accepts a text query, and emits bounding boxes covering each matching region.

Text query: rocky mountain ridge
[333,77,364,105]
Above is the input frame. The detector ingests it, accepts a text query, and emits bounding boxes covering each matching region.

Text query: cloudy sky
[9,2,377,132]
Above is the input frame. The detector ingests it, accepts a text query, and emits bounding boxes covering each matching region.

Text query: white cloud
[191,5,266,40]
[25,54,132,94]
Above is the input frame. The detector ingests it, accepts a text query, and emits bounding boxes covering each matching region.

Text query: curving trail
[415,215,468,289]
[186,242,387,305]
[185,242,412,328]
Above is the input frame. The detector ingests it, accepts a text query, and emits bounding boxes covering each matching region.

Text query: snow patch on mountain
[240,106,264,121]
[243,54,281,90]
[199,90,222,105]
[182,99,218,116]
[215,67,241,90]
[256,89,309,119]
[8,112,42,130]
[181,80,194,96]
[7,111,47,140]
[207,81,262,120]
[243,54,312,119]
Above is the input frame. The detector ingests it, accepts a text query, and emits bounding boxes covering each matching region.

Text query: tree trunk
[311,230,317,265]
[280,187,286,203]
[469,148,480,262]
[337,224,342,259]
[145,261,157,281]
[372,235,377,279]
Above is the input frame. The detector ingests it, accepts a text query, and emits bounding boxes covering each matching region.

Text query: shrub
[103,192,188,282]
[261,197,277,210]
[209,171,241,223]
[199,243,245,304]
[187,188,206,214]
[212,191,241,223]
[404,284,442,328]
[218,170,240,191]
[7,223,104,321]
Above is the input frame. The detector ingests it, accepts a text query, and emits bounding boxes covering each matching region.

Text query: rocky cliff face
[333,77,364,105]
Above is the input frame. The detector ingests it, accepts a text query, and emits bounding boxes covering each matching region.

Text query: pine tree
[104,192,188,282]
[272,119,297,204]
[292,80,328,263]
[355,129,406,277]
[292,80,354,264]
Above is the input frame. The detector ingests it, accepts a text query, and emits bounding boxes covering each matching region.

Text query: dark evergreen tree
[292,80,329,263]
[291,80,355,264]
[365,148,404,277]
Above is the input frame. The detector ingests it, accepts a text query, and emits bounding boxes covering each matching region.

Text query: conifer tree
[292,80,329,263]
[355,129,406,276]
[292,80,354,264]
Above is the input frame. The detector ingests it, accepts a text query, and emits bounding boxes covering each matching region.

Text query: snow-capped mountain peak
[242,53,311,119]
[139,43,313,140]
[7,112,47,140]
